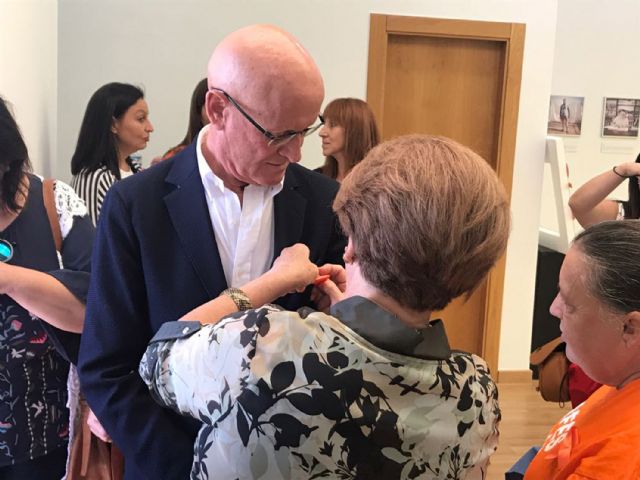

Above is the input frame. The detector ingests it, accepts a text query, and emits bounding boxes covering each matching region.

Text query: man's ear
[622,311,640,346]
[205,90,225,128]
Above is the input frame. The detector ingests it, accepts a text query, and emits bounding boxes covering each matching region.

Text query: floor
[485,381,570,480]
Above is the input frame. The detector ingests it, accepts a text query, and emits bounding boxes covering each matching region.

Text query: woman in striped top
[71,83,153,225]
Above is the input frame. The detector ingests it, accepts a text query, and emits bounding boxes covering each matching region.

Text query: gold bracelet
[220,287,253,311]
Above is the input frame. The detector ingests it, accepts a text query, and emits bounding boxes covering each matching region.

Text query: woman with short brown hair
[335,134,510,311]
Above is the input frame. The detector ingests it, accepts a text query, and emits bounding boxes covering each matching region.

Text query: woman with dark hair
[568,154,640,227]
[317,97,379,182]
[524,220,640,479]
[140,134,509,479]
[0,98,93,479]
[155,78,209,163]
[70,82,153,225]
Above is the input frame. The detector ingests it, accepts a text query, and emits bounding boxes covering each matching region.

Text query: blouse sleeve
[43,180,95,364]
[74,169,114,226]
[140,305,283,419]
[94,172,114,223]
[48,180,95,286]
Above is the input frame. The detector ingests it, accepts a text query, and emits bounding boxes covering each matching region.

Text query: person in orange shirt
[524,220,640,480]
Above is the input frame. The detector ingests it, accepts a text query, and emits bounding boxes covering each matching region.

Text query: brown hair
[163,78,208,157]
[334,134,511,311]
[321,98,380,179]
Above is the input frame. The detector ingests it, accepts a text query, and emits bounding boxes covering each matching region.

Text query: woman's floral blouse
[0,176,93,466]
[140,296,500,479]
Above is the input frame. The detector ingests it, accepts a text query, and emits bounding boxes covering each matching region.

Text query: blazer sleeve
[77,187,196,480]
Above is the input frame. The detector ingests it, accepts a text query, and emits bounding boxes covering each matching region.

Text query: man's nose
[277,134,304,163]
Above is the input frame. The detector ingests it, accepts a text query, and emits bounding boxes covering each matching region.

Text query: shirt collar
[196,125,284,197]
[329,296,451,360]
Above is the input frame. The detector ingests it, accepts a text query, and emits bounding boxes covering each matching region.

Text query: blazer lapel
[273,169,307,261]
[163,146,227,297]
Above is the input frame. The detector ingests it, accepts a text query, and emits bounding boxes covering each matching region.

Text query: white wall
[57,0,559,372]
[0,0,58,176]
[542,0,640,231]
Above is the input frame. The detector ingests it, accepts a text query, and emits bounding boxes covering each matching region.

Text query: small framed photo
[548,95,584,136]
[602,97,640,138]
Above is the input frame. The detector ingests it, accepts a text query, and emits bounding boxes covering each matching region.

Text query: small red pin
[313,275,330,286]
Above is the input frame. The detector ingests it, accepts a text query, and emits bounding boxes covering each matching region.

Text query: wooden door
[367,14,525,372]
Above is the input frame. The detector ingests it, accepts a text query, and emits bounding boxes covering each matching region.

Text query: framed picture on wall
[602,97,640,138]
[547,95,584,136]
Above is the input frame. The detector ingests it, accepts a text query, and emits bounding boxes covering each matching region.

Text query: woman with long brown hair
[317,97,379,182]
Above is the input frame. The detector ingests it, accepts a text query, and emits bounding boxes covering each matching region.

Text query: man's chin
[258,175,286,186]
[254,167,288,186]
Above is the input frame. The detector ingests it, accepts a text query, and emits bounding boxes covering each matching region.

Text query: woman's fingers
[315,279,344,305]
[317,264,347,292]
[87,409,112,443]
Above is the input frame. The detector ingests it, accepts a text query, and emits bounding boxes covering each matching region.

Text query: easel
[538,136,577,254]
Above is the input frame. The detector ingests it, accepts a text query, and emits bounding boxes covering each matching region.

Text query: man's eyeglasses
[210,87,324,147]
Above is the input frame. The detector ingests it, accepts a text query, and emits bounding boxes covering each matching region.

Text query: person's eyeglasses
[0,239,14,263]
[210,87,324,147]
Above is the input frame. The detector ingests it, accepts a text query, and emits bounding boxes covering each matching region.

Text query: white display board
[539,136,577,253]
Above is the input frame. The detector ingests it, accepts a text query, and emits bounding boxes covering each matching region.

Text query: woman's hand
[269,244,318,295]
[616,161,640,177]
[311,263,347,312]
[87,408,111,443]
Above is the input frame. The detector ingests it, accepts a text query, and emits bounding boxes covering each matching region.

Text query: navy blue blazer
[77,143,346,480]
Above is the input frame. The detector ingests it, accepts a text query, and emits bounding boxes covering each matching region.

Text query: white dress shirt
[196,126,283,287]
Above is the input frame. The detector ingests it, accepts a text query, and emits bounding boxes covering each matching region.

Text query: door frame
[367,14,525,373]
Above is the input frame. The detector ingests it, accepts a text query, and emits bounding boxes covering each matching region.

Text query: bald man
[78,25,345,479]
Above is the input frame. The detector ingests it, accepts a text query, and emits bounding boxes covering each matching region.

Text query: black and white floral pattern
[140,304,499,479]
